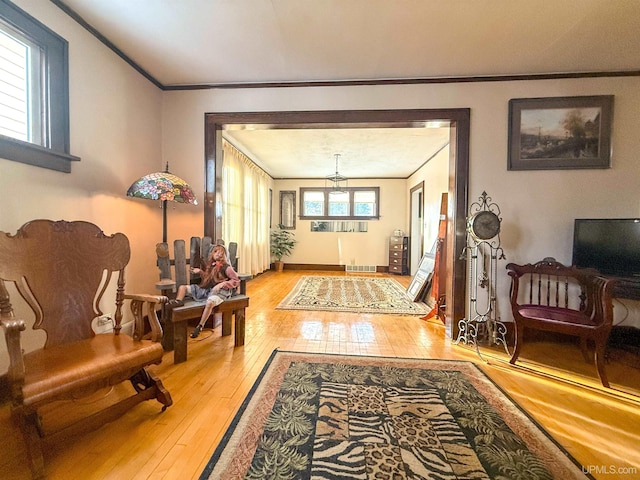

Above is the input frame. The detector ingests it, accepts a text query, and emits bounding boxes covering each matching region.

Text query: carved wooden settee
[506,257,616,387]
[0,220,172,478]
[155,237,250,363]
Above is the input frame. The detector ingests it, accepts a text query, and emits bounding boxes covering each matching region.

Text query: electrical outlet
[92,314,114,334]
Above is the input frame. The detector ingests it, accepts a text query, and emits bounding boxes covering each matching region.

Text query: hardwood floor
[1,270,639,479]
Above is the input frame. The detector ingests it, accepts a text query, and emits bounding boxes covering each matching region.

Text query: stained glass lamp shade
[126,164,198,243]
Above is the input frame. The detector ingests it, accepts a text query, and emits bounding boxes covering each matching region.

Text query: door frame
[204,109,470,338]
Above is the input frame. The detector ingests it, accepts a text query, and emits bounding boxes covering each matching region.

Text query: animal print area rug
[200,351,590,480]
[276,275,430,315]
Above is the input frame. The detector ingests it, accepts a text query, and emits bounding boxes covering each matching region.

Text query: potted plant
[270,224,297,272]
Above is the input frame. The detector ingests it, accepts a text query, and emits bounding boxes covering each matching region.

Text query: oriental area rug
[200,350,590,480]
[276,275,429,315]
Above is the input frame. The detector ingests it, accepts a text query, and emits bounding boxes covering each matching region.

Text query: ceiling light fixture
[325,153,348,194]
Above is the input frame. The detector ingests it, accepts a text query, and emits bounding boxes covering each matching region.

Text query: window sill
[0,136,80,173]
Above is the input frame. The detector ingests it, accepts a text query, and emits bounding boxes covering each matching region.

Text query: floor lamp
[126,163,198,243]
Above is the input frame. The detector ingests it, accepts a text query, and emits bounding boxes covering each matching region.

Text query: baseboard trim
[272,263,388,273]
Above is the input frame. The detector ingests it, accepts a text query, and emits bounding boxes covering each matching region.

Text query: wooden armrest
[124,293,168,304]
[0,316,26,331]
[124,294,168,342]
[1,317,26,384]
[237,274,252,295]
[155,278,176,293]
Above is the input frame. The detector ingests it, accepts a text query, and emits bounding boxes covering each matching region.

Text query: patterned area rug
[200,351,589,480]
[276,275,430,315]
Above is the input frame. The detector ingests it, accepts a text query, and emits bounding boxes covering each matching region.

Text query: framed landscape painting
[508,95,613,170]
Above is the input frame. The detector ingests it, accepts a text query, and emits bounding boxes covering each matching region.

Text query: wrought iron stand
[454,192,510,359]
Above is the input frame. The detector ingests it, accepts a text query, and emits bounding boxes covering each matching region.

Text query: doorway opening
[204,109,470,339]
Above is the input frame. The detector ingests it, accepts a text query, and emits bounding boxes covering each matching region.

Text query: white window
[354,190,377,217]
[301,187,380,220]
[328,191,349,217]
[0,23,42,144]
[0,1,77,172]
[302,190,325,217]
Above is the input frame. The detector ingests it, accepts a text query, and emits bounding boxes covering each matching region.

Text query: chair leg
[173,318,188,364]
[509,325,524,364]
[222,311,233,336]
[22,412,45,479]
[594,341,610,388]
[130,369,173,410]
[234,308,245,347]
[149,370,173,410]
[579,336,591,363]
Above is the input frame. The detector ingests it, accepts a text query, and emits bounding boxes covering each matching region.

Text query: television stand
[612,276,640,301]
[608,276,640,352]
[609,326,640,352]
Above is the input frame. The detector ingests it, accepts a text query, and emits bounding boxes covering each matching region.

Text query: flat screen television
[572,218,640,278]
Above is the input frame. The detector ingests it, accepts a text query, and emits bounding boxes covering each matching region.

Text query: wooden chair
[155,237,250,363]
[0,220,172,478]
[506,257,616,387]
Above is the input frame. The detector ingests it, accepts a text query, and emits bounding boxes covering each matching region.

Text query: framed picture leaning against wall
[407,252,435,302]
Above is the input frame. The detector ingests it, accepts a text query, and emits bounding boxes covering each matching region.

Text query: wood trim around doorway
[204,108,470,338]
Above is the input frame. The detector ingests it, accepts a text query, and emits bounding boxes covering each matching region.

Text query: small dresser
[388,236,409,275]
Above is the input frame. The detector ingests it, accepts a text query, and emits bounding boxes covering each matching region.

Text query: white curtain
[222,140,271,275]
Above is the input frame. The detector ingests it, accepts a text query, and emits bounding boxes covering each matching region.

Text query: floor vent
[345,265,377,273]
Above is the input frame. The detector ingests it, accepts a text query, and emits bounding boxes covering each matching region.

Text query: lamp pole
[162,199,167,243]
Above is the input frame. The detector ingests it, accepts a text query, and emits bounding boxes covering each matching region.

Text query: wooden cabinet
[388,236,409,275]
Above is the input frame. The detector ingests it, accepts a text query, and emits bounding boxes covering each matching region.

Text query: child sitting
[169,244,240,338]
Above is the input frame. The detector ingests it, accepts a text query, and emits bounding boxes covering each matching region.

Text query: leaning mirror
[279,190,296,229]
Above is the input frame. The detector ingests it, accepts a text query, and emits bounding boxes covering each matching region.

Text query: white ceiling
[223,126,451,178]
[59,0,640,86]
[56,0,640,178]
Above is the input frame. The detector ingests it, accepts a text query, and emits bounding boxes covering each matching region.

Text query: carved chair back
[156,236,212,292]
[507,257,611,324]
[0,220,130,348]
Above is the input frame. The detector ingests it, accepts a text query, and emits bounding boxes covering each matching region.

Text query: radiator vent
[345,265,377,273]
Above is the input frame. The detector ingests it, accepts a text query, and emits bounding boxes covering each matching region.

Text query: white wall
[162,77,640,324]
[408,146,450,255]
[0,0,165,372]
[273,178,406,267]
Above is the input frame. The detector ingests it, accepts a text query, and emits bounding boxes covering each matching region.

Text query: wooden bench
[155,236,250,363]
[170,293,249,363]
[506,257,616,387]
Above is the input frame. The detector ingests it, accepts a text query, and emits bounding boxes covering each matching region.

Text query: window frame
[300,186,380,220]
[0,0,79,172]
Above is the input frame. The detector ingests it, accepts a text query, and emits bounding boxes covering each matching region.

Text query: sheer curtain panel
[222,141,271,275]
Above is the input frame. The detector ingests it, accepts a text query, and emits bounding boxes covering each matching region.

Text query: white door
[410,185,424,275]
